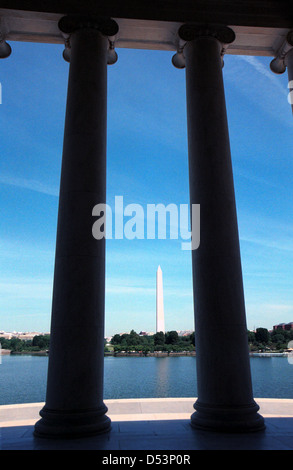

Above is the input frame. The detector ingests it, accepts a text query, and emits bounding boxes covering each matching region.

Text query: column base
[191,400,265,433]
[34,403,111,439]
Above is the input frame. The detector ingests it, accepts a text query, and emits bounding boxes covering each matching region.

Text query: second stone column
[177,24,265,433]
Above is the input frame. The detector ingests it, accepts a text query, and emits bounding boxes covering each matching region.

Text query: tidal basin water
[0,355,293,405]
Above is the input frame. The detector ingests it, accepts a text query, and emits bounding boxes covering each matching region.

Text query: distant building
[177,330,194,336]
[273,323,293,331]
[0,331,49,340]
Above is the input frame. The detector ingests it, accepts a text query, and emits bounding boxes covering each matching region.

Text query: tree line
[109,327,293,354]
[108,330,195,353]
[1,331,195,354]
[1,326,292,354]
[0,335,50,353]
[248,327,293,352]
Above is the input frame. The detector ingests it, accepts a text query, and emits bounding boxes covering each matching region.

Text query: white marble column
[34,16,118,438]
[270,31,293,112]
[173,24,265,432]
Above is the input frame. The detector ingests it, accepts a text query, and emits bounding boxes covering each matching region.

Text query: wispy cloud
[240,235,293,253]
[238,210,293,254]
[224,55,292,126]
[245,301,293,330]
[0,277,53,300]
[0,238,55,260]
[106,284,155,296]
[261,303,293,314]
[106,278,192,298]
[0,173,59,197]
[238,55,288,98]
[234,166,281,190]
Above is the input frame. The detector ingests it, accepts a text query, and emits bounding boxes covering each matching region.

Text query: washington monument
[156,265,165,333]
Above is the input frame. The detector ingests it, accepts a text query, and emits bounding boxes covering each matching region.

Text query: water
[103,356,197,399]
[0,355,293,406]
[0,355,48,405]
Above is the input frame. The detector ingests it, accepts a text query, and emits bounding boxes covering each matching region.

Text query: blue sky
[0,40,293,336]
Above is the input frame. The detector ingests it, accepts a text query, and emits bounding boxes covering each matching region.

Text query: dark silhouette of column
[34,16,118,438]
[173,24,265,432]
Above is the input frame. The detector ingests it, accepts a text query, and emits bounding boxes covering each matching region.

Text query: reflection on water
[154,358,169,397]
[102,356,197,399]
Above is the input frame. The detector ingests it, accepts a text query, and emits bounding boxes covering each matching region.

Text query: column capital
[0,32,11,59]
[172,24,235,69]
[270,30,293,74]
[58,15,119,64]
[58,15,119,37]
[178,24,235,45]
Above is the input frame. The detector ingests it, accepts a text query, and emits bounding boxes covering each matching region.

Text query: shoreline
[250,352,291,357]
[1,351,291,358]
[107,351,196,357]
[1,350,197,357]
[1,350,49,356]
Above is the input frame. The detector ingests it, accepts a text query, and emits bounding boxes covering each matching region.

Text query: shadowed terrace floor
[1,397,293,450]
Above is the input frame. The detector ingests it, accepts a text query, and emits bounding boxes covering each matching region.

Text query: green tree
[154,331,165,347]
[111,334,123,345]
[0,337,11,349]
[10,337,23,352]
[255,328,269,344]
[165,330,179,345]
[32,335,50,350]
[127,330,140,346]
[271,333,285,344]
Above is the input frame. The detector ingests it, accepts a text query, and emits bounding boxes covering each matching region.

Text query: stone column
[173,24,265,432]
[270,31,293,112]
[34,16,118,438]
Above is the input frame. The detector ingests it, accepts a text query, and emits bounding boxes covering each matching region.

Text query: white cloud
[0,278,53,300]
[239,55,287,97]
[0,173,58,196]
[106,281,192,299]
[106,284,155,296]
[240,235,293,253]
[238,210,293,254]
[224,55,293,127]
[246,301,293,330]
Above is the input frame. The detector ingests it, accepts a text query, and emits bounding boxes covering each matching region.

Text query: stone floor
[1,397,293,450]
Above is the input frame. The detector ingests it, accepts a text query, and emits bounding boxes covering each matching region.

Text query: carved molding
[0,31,11,58]
[270,30,293,74]
[58,15,119,64]
[172,23,235,69]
